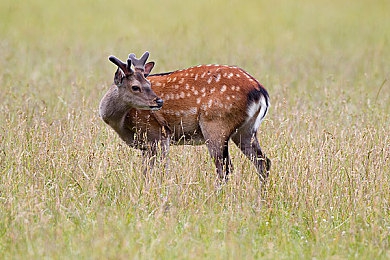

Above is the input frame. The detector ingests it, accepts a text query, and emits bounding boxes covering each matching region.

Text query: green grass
[1,0,389,259]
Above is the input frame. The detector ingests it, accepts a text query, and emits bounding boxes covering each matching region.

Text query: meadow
[0,0,389,258]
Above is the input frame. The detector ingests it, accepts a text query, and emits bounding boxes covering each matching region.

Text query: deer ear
[144,61,155,77]
[114,68,125,86]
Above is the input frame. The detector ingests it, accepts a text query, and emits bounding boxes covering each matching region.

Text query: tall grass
[1,0,389,258]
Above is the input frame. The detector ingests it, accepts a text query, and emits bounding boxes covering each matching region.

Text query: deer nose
[155,98,164,107]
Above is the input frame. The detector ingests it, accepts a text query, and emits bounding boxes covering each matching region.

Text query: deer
[99,51,271,184]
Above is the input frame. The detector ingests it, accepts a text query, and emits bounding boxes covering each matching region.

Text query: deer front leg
[141,137,170,175]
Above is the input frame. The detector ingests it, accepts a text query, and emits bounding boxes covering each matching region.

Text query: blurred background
[0,0,389,258]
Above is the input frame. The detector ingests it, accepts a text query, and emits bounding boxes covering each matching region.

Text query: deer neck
[99,85,136,143]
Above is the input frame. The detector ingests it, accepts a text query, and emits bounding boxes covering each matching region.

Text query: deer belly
[169,120,204,145]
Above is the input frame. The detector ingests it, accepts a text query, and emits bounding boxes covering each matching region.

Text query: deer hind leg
[231,131,270,183]
[199,120,232,183]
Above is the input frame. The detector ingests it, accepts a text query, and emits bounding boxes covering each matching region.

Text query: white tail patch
[247,95,269,131]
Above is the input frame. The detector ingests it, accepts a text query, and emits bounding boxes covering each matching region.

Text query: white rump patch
[247,95,269,131]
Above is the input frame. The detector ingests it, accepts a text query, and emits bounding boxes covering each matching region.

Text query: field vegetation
[0,0,389,258]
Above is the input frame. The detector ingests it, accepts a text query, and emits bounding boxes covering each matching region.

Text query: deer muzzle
[150,97,163,110]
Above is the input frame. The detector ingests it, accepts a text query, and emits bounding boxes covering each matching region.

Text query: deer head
[108,52,163,110]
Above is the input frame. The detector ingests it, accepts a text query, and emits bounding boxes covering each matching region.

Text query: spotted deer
[99,51,271,183]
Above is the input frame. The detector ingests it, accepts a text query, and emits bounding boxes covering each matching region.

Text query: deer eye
[131,86,141,92]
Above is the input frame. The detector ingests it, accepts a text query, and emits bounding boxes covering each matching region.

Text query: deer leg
[199,119,232,182]
[142,137,170,175]
[160,136,170,173]
[206,139,231,182]
[231,131,270,182]
[141,148,156,175]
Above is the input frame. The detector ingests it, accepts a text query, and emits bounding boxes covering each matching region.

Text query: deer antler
[128,51,150,72]
[109,55,134,76]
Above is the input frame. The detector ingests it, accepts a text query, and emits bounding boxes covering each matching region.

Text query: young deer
[99,51,270,183]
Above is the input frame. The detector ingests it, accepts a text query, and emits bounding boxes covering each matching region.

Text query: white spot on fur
[224,104,233,110]
[201,87,206,93]
[179,78,185,84]
[208,99,213,108]
[196,97,201,104]
[154,82,162,87]
[214,100,223,108]
[236,73,241,77]
[187,93,191,97]
[193,90,199,95]
[236,86,240,91]
[210,88,216,94]
[220,85,227,93]
[185,84,190,90]
[227,73,233,79]
[201,72,206,78]
[231,86,236,91]
[215,74,221,82]
[184,107,198,116]
[174,85,179,89]
[190,107,198,114]
[195,74,199,81]
[207,77,212,84]
[180,92,185,98]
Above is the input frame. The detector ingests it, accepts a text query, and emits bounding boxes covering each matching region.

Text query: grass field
[1,0,389,259]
